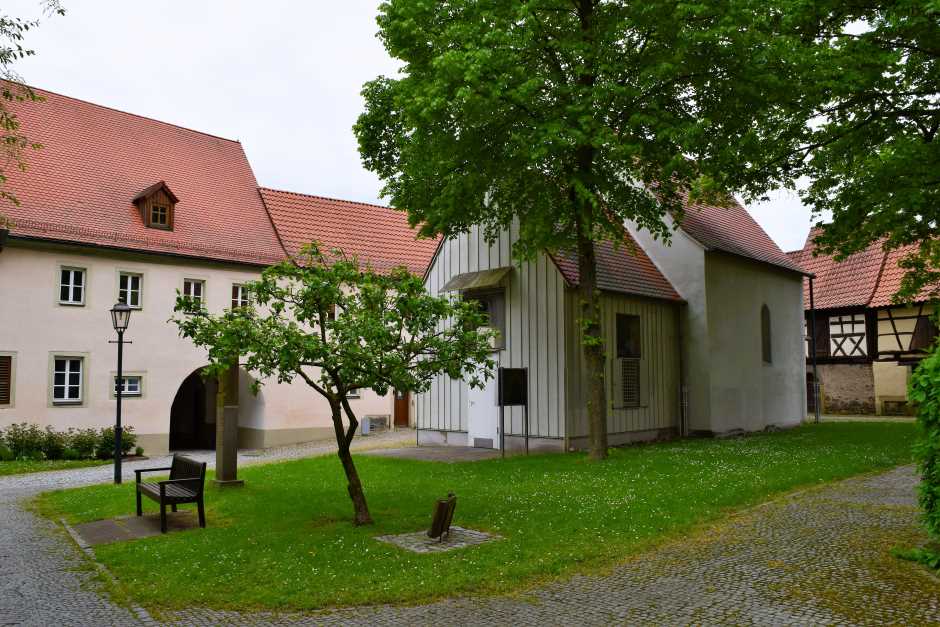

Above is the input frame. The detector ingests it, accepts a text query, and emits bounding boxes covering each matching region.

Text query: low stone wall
[818,363,876,414]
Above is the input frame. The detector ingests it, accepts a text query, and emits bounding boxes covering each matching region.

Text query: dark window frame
[761,304,773,364]
[464,288,506,351]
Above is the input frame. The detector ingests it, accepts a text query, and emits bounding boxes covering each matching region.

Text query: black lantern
[110,302,133,484]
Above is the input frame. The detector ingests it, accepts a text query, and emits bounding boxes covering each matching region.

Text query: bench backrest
[169,454,207,494]
[428,492,457,539]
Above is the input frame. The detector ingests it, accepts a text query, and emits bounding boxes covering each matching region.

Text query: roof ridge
[25,83,243,145]
[259,186,394,211]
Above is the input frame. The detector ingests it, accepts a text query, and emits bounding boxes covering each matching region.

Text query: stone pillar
[214,363,244,487]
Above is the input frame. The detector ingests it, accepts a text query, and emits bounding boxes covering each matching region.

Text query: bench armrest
[134,466,173,483]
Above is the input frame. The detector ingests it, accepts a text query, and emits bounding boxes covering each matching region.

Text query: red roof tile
[0,86,284,266]
[259,188,439,276]
[786,230,932,309]
[678,195,806,274]
[552,232,682,302]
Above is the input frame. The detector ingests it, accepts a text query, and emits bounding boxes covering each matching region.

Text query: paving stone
[375,526,501,553]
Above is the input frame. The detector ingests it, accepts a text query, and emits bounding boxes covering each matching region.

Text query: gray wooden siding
[566,291,681,436]
[416,223,568,438]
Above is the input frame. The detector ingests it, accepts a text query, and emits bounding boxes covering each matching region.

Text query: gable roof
[786,229,930,309]
[552,233,682,302]
[258,188,440,275]
[132,180,179,204]
[677,194,806,274]
[0,86,284,266]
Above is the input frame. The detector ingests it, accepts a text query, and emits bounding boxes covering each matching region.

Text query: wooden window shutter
[0,356,11,405]
[813,313,830,358]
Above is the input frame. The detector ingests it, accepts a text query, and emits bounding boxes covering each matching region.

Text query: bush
[96,426,136,460]
[910,341,940,543]
[3,423,46,459]
[135,446,144,457]
[42,427,69,460]
[0,442,13,461]
[62,447,82,461]
[69,428,99,459]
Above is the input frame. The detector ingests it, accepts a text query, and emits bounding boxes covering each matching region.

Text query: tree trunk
[578,232,609,460]
[329,402,373,525]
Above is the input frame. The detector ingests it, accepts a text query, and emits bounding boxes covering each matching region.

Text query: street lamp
[110,302,132,484]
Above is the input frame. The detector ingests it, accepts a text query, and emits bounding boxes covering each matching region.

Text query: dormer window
[132,181,178,231]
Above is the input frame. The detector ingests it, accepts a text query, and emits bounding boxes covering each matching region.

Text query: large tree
[173,245,494,525]
[0,0,64,215]
[355,0,788,459]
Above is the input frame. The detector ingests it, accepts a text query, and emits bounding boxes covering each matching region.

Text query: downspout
[677,303,688,437]
[808,276,821,424]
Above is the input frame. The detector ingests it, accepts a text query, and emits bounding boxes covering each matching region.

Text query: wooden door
[394,389,410,427]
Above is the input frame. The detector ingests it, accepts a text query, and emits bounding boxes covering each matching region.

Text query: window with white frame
[829,313,867,357]
[52,357,83,403]
[119,272,143,308]
[183,279,205,309]
[231,284,250,308]
[59,267,86,305]
[114,375,142,397]
[346,388,361,399]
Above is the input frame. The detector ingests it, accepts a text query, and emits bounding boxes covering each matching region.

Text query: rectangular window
[466,289,506,350]
[0,355,11,406]
[151,204,168,226]
[183,279,205,309]
[59,267,86,305]
[114,375,142,397]
[53,357,83,404]
[615,314,641,358]
[829,313,867,357]
[231,284,250,309]
[346,388,361,399]
[615,314,642,408]
[119,273,143,308]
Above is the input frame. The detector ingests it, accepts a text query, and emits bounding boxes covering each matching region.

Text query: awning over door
[440,266,513,292]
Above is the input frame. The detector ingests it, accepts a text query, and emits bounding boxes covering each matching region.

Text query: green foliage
[894,545,940,571]
[0,423,132,462]
[172,244,494,405]
[34,422,915,611]
[96,426,136,460]
[42,425,67,459]
[0,441,13,461]
[68,427,98,459]
[910,340,940,540]
[3,422,45,458]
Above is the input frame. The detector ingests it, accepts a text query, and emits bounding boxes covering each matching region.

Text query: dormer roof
[132,181,179,205]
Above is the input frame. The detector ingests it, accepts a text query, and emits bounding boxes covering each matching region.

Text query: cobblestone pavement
[2,450,937,625]
[0,430,413,627]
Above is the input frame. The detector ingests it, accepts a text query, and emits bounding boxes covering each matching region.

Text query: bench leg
[135,489,142,517]
[160,502,167,534]
[197,498,206,528]
[171,504,177,513]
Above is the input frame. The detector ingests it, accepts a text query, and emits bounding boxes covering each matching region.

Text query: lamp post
[110,302,132,484]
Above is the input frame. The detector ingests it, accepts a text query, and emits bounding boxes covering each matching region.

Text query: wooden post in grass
[214,360,243,487]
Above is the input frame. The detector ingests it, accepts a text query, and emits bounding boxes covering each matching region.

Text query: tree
[173,245,494,525]
[355,0,789,459]
[0,0,64,217]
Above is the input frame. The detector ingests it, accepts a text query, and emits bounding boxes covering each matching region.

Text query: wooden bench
[427,492,457,542]
[135,454,207,533]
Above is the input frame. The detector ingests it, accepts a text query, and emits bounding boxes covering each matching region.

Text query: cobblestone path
[2,452,937,625]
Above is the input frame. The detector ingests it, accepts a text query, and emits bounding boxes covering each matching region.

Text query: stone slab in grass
[72,512,199,546]
[375,526,500,553]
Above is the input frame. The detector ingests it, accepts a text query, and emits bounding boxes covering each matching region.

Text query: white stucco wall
[704,252,806,431]
[626,216,711,432]
[0,243,392,453]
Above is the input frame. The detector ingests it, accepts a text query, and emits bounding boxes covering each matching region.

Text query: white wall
[0,243,391,453]
[704,253,806,431]
[626,216,712,432]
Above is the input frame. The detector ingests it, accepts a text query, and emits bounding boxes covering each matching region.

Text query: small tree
[173,245,494,525]
[910,340,940,549]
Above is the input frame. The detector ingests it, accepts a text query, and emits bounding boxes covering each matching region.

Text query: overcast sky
[8,0,813,251]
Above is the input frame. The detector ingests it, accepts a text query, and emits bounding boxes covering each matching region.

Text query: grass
[0,458,109,477]
[34,422,917,612]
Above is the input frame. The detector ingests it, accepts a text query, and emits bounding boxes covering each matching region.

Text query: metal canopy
[440,266,513,292]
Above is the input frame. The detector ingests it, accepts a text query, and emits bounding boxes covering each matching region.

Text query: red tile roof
[678,195,806,274]
[786,229,931,309]
[258,188,440,275]
[552,232,682,302]
[0,86,284,266]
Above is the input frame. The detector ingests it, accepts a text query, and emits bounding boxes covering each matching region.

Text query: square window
[231,284,251,309]
[119,273,143,308]
[114,375,142,397]
[151,205,168,226]
[59,268,86,305]
[53,357,83,403]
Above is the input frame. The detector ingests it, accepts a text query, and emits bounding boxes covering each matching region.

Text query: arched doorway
[170,369,217,450]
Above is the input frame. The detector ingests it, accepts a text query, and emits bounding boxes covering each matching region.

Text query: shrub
[96,426,136,460]
[69,428,99,459]
[0,442,13,461]
[910,340,940,543]
[135,446,144,457]
[61,448,82,461]
[42,427,69,460]
[3,423,46,458]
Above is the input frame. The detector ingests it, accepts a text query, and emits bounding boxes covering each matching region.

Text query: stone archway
[169,368,218,451]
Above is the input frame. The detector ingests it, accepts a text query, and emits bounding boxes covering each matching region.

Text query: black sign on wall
[497,367,528,407]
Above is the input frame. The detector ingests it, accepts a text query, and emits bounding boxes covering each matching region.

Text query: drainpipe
[808,276,821,424]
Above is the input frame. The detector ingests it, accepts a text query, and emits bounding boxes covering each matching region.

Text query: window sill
[58,301,85,307]
[52,401,83,407]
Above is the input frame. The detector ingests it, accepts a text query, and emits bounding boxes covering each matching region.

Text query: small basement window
[114,375,142,397]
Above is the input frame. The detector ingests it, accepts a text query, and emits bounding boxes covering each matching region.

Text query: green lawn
[35,422,917,612]
[0,458,109,477]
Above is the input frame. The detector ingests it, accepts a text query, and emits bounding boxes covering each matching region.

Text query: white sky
[8,0,813,252]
